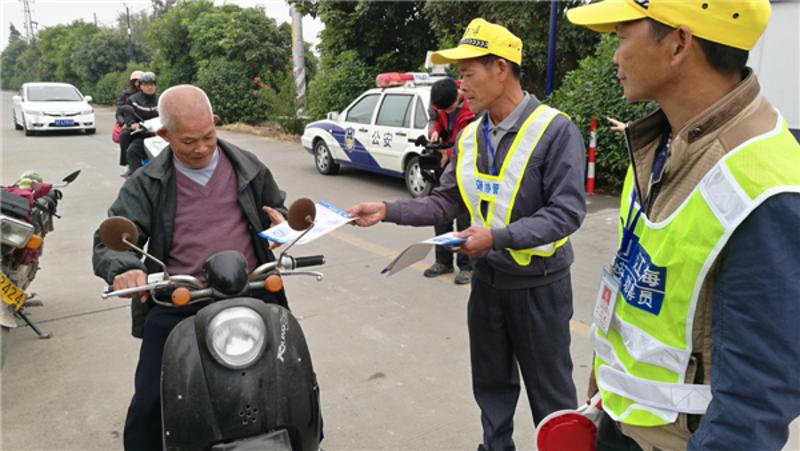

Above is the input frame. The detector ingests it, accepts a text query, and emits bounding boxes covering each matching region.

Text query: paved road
[1,90,796,450]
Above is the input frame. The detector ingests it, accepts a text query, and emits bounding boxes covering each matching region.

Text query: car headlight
[23,110,40,116]
[1,215,34,248]
[81,109,93,115]
[206,307,266,369]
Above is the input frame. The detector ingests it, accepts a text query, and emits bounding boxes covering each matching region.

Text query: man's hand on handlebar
[347,202,386,227]
[112,269,149,302]
[430,131,440,143]
[129,123,141,132]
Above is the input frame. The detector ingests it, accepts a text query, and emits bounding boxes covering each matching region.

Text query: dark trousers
[433,213,471,269]
[596,411,644,451]
[119,129,133,166]
[123,292,286,451]
[468,274,577,451]
[126,137,148,173]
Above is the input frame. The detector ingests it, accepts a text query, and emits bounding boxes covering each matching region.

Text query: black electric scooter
[100,199,325,450]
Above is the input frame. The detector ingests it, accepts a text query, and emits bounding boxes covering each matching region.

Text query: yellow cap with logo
[431,18,523,65]
[566,0,771,51]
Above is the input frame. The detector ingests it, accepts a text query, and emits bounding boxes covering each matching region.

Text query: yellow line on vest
[328,228,590,338]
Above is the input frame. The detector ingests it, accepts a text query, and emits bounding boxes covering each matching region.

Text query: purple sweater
[165,151,258,279]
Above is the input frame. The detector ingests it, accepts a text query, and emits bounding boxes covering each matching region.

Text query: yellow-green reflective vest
[455,104,569,266]
[594,117,800,426]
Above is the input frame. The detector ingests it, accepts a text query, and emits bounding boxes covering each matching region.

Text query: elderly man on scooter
[92,85,290,451]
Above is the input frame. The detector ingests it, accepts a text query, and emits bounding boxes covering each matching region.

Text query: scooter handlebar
[293,255,325,268]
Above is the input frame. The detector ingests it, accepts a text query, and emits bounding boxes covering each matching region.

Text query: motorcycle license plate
[0,273,26,311]
[54,119,74,126]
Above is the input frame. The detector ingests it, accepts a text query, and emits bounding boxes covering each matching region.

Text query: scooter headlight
[1,215,34,248]
[206,307,266,369]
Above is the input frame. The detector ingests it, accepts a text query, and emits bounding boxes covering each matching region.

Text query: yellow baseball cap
[431,18,523,65]
[566,0,771,51]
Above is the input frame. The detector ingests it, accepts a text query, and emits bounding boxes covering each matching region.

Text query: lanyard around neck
[482,119,498,176]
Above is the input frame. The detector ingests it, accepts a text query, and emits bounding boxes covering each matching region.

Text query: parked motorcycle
[100,198,325,450]
[0,169,81,365]
[410,135,454,188]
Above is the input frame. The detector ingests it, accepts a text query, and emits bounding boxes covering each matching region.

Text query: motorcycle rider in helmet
[120,72,159,176]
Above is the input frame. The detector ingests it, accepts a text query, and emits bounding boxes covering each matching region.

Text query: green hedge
[549,34,657,191]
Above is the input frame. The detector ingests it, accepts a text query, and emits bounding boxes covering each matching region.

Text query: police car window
[376,94,413,128]
[346,94,380,124]
[414,97,428,130]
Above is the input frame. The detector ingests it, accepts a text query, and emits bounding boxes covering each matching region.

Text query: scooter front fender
[161,298,322,451]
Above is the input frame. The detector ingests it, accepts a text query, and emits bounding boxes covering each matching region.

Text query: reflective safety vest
[594,117,800,426]
[455,104,569,266]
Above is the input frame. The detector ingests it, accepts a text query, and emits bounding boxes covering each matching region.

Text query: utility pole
[94,12,98,26]
[545,1,558,97]
[21,0,35,42]
[125,4,134,62]
[290,4,307,117]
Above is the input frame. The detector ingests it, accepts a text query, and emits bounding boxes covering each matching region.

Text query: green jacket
[92,138,288,337]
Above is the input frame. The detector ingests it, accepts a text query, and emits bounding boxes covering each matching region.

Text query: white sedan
[12,82,96,136]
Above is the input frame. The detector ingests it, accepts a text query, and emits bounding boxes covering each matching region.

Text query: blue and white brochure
[259,201,354,246]
[382,232,466,276]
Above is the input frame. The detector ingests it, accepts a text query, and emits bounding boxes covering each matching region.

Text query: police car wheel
[314,140,339,175]
[405,156,433,198]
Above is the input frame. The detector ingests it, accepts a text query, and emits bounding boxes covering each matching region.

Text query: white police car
[301,72,448,197]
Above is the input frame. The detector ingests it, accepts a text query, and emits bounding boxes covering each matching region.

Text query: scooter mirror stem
[277,221,315,264]
[122,236,170,279]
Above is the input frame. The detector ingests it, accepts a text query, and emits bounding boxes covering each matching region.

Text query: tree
[313,1,435,74]
[186,4,292,86]
[70,30,130,87]
[307,50,374,120]
[423,1,599,97]
[9,23,22,41]
[195,57,268,124]
[147,0,215,87]
[1,38,29,89]
[151,0,177,16]
[549,34,656,191]
[35,21,102,86]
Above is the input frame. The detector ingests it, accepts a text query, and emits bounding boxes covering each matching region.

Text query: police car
[301,72,449,197]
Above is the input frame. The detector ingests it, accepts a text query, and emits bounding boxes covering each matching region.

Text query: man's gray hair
[158,85,214,132]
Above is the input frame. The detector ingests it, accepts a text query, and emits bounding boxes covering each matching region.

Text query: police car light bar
[376,72,450,88]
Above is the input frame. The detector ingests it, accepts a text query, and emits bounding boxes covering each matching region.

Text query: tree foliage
[549,34,657,191]
[423,1,598,97]
[307,50,375,120]
[147,0,215,87]
[186,4,292,87]
[1,38,29,89]
[195,57,268,125]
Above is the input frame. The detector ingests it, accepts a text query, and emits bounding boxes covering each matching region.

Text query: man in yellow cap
[568,1,800,449]
[349,18,588,450]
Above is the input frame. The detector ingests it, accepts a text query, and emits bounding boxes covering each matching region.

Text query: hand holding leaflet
[381,232,466,276]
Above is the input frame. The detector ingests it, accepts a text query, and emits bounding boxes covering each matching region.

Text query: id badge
[593,266,619,335]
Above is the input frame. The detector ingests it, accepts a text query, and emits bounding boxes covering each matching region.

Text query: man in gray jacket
[348,18,587,451]
[93,85,288,450]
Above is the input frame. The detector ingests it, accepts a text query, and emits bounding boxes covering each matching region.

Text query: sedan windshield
[27,86,83,102]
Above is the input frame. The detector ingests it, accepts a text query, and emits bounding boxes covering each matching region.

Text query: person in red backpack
[425,78,476,285]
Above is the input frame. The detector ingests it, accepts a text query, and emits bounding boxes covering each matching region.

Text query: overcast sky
[0,0,323,52]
